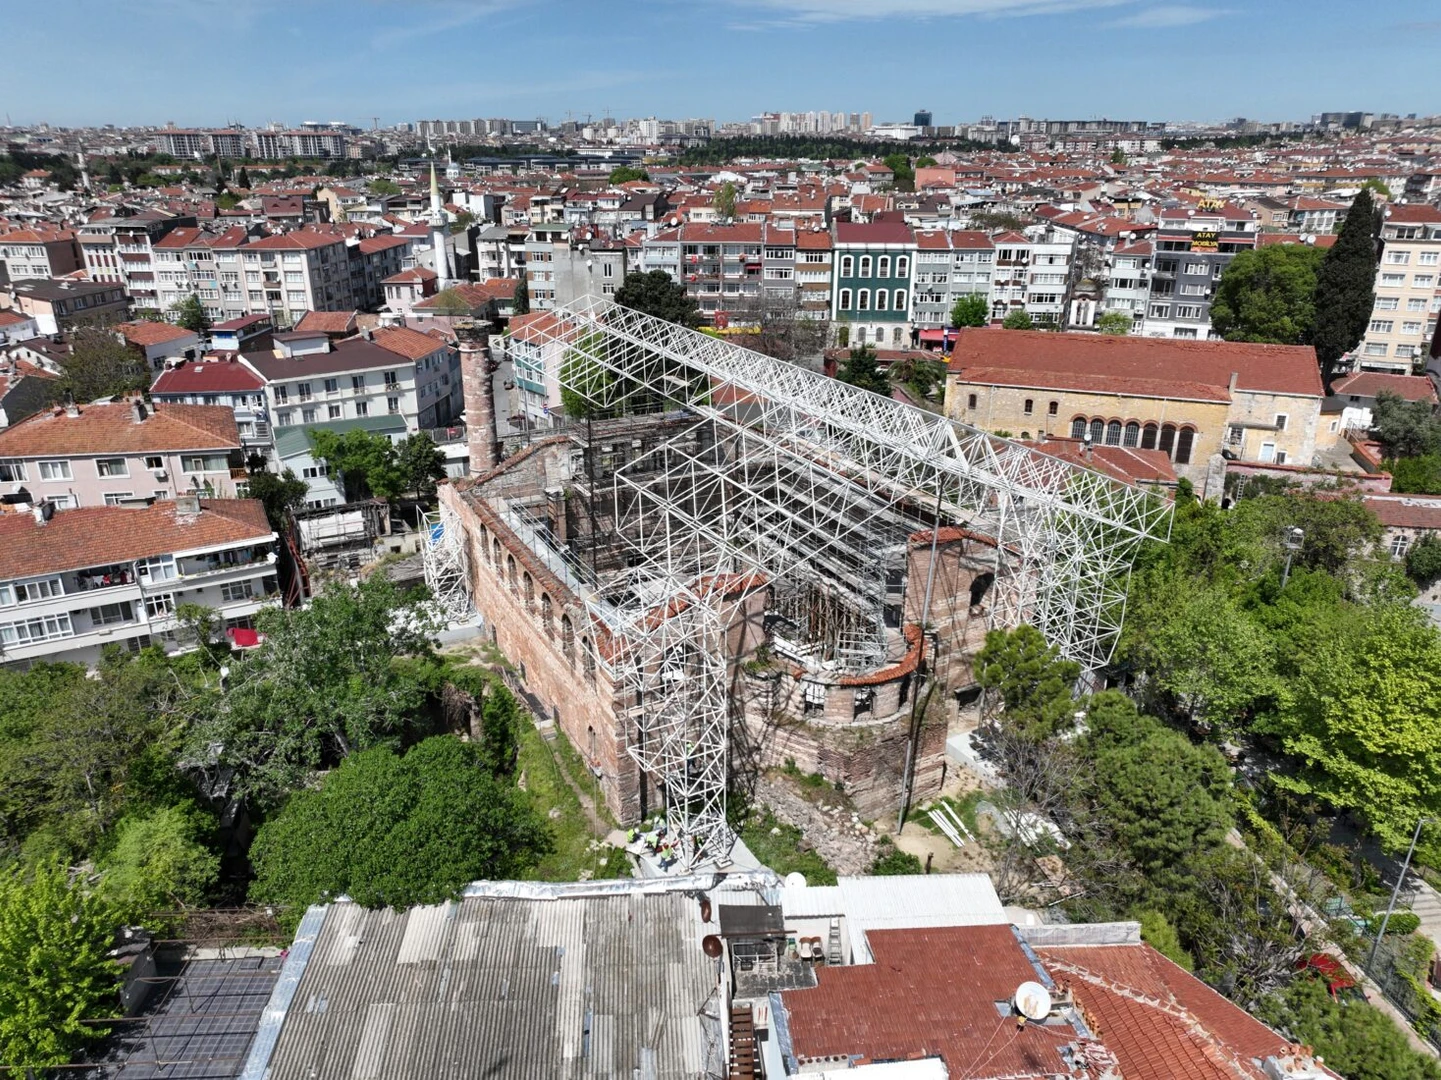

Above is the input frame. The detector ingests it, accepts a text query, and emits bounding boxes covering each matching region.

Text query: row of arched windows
[1070,416,1196,465]
[839,254,910,279]
[475,521,596,680]
[837,288,908,313]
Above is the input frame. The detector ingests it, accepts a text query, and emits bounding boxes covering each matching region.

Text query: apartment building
[759,223,798,312]
[1357,204,1441,373]
[794,227,832,319]
[831,221,915,348]
[151,226,253,323]
[525,224,629,310]
[150,357,272,461]
[155,128,250,159]
[0,496,278,669]
[0,400,245,509]
[944,329,1324,496]
[78,211,196,314]
[1141,206,1259,339]
[911,229,995,333]
[1100,240,1153,328]
[0,228,83,284]
[239,230,356,326]
[644,223,765,322]
[242,325,461,438]
[989,231,1030,323]
[116,321,202,371]
[3,280,129,334]
[506,310,573,430]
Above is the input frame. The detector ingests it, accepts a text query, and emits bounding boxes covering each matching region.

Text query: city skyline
[6,0,1438,130]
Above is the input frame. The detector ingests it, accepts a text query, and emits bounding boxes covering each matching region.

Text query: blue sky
[5,0,1438,129]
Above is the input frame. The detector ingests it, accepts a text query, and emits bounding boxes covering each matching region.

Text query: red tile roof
[836,222,913,246]
[372,325,448,361]
[1331,372,1437,403]
[1363,495,1441,530]
[357,234,411,255]
[295,310,358,335]
[1385,204,1441,225]
[1030,437,1178,486]
[0,499,272,580]
[245,229,345,251]
[0,402,239,456]
[117,321,196,348]
[212,315,271,332]
[508,310,578,345]
[948,329,1323,399]
[150,359,265,395]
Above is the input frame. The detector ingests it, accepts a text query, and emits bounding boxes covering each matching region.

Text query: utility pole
[1369,815,1432,971]
[1280,525,1304,588]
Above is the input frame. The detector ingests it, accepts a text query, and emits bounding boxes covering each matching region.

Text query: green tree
[1209,244,1326,344]
[1406,534,1441,587]
[100,803,219,918]
[249,736,551,912]
[236,166,251,189]
[52,327,149,403]
[215,191,241,210]
[512,275,530,315]
[449,209,477,234]
[560,330,617,419]
[914,155,938,168]
[713,181,738,221]
[1260,602,1441,851]
[1371,389,1441,458]
[969,210,1027,231]
[870,843,923,875]
[1312,188,1380,383]
[1388,454,1441,495]
[1094,310,1133,336]
[1110,148,1128,166]
[181,577,438,806]
[1256,975,1441,1080]
[1136,909,1193,970]
[882,153,914,191]
[1001,308,1035,330]
[613,269,703,328]
[368,177,401,197]
[241,467,309,530]
[975,626,1081,743]
[836,344,890,396]
[395,432,446,499]
[0,861,121,1070]
[949,293,989,328]
[308,428,404,502]
[608,165,650,184]
[1359,177,1393,201]
[169,294,211,334]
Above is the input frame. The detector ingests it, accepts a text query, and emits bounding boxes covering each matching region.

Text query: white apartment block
[1358,204,1441,374]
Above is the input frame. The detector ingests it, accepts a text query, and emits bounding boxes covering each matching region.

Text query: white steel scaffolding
[422,502,474,625]
[511,298,1172,866]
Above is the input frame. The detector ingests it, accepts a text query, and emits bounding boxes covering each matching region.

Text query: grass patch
[740,809,838,886]
[516,721,629,882]
[778,759,852,809]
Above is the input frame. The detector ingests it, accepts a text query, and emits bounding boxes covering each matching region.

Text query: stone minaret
[456,319,500,474]
[428,161,452,293]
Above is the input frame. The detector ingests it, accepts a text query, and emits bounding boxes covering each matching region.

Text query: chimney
[131,397,147,423]
[456,319,500,473]
[32,500,53,526]
[1228,370,1239,396]
[63,390,79,419]
[174,492,201,516]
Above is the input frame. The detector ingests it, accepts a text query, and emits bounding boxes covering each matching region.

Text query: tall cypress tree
[1311,189,1380,385]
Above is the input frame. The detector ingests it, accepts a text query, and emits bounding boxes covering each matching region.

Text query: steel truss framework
[422,503,475,625]
[510,298,1172,866]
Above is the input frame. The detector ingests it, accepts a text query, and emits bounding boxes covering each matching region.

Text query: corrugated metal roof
[253,891,722,1079]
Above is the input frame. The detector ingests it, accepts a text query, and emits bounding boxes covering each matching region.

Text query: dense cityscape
[3,19,1441,1080]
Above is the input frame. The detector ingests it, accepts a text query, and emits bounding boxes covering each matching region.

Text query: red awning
[919,328,946,342]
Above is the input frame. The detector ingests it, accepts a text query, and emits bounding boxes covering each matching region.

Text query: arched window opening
[561,615,575,665]
[1141,423,1159,450]
[506,554,518,596]
[523,572,536,614]
[1089,418,1104,443]
[1175,427,1196,465]
[1105,420,1122,445]
[969,571,996,612]
[1070,417,1087,439]
[541,592,554,635]
[1159,424,1177,457]
[1123,421,1140,447]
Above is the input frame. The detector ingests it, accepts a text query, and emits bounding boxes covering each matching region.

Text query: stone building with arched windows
[942,328,1325,499]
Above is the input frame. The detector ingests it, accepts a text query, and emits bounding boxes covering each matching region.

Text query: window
[383,371,398,387]
[859,256,872,277]
[387,396,400,414]
[1404,321,1424,335]
[1141,423,1158,450]
[1159,423,1176,456]
[275,410,293,428]
[95,457,128,478]
[1175,304,1203,320]
[301,464,329,479]
[0,462,26,482]
[874,290,888,311]
[1370,320,1395,334]
[1070,417,1087,439]
[144,594,175,619]
[89,601,133,626]
[839,288,852,310]
[355,400,369,417]
[274,386,288,404]
[327,404,342,419]
[1364,342,1389,356]
[896,256,909,278]
[1376,297,1400,311]
[0,613,74,646]
[1181,283,1209,296]
[840,255,854,276]
[967,393,978,410]
[1023,399,1034,415]
[1391,534,1412,558]
[1408,298,1428,312]
[14,577,63,603]
[181,454,228,473]
[1048,401,1058,416]
[1185,262,1208,275]
[351,374,365,391]
[1419,252,1439,266]
[1381,273,1407,286]
[1123,421,1140,447]
[1105,420,1122,445]
[1174,427,1195,465]
[857,289,870,310]
[37,460,72,481]
[1259,441,1277,463]
[1385,250,1411,265]
[894,289,907,311]
[323,378,339,394]
[103,492,135,506]
[297,382,313,401]
[1274,413,1288,432]
[221,580,255,602]
[301,407,317,424]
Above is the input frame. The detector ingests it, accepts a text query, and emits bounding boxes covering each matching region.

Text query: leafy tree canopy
[975,625,1080,742]
[241,467,308,530]
[836,344,890,396]
[1210,244,1325,345]
[249,736,551,913]
[170,294,211,334]
[308,428,404,502]
[53,327,149,404]
[1001,308,1035,330]
[99,803,219,920]
[608,165,650,184]
[1095,310,1133,336]
[512,275,530,315]
[368,177,401,197]
[1406,533,1441,587]
[1371,389,1441,459]
[395,432,446,499]
[950,293,989,328]
[614,270,703,328]
[713,181,738,221]
[882,153,915,191]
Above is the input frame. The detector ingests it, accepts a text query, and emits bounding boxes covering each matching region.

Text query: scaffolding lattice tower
[422,502,474,625]
[509,298,1173,866]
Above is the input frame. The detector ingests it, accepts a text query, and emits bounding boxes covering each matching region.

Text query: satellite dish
[1014,981,1053,1021]
[784,872,808,889]
[701,935,723,958]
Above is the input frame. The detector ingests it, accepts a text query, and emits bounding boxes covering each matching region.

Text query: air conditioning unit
[153,469,168,481]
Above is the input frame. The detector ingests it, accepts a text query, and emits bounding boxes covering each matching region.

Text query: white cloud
[1107,4,1226,27]
[722,0,1136,23]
